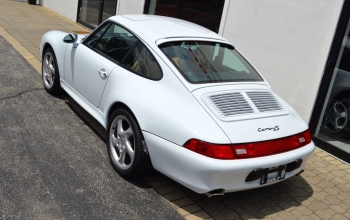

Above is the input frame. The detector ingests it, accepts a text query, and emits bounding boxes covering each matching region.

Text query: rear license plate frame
[260,165,286,185]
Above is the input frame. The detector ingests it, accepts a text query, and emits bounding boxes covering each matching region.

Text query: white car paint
[64,44,118,107]
[40,15,315,194]
[143,131,314,193]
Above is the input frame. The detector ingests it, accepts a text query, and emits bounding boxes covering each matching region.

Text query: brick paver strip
[1,1,350,219]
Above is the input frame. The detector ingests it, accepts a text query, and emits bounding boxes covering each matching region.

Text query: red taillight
[183,130,312,160]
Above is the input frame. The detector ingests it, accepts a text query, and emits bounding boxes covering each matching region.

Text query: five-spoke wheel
[322,100,348,133]
[42,48,61,94]
[107,108,152,177]
[109,115,135,170]
[322,96,350,137]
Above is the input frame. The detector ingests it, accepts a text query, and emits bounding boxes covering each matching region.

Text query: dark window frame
[77,0,118,29]
[81,21,163,81]
[309,1,350,163]
[143,0,225,33]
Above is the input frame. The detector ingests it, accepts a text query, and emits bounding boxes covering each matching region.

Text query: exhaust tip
[204,189,225,198]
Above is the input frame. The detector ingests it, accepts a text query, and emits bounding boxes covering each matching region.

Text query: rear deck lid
[192,84,305,143]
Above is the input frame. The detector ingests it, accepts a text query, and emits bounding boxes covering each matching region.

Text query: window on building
[102,0,118,22]
[313,18,350,159]
[144,0,225,33]
[78,0,118,28]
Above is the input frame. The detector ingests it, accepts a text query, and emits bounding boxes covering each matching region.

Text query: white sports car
[40,15,315,197]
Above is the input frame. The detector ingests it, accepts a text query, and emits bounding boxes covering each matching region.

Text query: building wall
[220,0,344,122]
[116,0,145,15]
[39,0,79,22]
[39,0,344,123]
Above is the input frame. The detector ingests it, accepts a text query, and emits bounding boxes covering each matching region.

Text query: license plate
[260,165,286,185]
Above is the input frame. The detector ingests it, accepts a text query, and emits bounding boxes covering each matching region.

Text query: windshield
[159,41,263,83]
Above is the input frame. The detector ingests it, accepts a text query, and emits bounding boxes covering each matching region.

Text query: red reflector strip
[183,130,312,160]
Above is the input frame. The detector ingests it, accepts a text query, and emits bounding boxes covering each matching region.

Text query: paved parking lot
[1,1,350,219]
[0,34,183,219]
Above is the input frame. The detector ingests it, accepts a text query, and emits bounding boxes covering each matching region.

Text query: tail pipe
[204,189,225,198]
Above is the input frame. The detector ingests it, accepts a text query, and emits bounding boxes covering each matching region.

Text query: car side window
[84,22,110,48]
[84,22,137,63]
[122,42,162,80]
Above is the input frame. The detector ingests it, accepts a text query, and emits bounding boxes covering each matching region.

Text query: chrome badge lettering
[258,126,279,132]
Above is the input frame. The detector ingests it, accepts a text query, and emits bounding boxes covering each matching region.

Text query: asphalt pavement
[0,35,183,219]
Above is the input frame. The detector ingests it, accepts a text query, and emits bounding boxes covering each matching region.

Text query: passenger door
[64,22,137,107]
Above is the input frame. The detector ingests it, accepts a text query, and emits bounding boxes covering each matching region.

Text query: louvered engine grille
[246,91,284,112]
[208,92,254,116]
[205,90,285,118]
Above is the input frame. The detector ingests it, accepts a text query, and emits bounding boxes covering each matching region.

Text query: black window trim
[83,20,111,49]
[82,21,137,65]
[81,20,163,81]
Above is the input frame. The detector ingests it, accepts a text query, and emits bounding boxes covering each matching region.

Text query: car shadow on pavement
[178,174,314,219]
[60,93,314,219]
[62,94,156,189]
[63,93,107,143]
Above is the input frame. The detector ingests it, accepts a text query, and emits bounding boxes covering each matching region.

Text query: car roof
[108,15,227,44]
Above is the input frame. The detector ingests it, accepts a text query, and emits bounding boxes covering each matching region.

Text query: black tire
[42,47,61,95]
[107,108,152,177]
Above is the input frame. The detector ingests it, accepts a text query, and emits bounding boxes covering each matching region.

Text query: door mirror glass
[63,34,75,43]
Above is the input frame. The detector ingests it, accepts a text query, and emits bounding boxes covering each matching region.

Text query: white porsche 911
[40,15,315,197]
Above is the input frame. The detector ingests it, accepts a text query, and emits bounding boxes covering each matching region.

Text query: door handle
[98,68,108,78]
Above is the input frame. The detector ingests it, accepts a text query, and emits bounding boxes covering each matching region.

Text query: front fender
[40,31,70,80]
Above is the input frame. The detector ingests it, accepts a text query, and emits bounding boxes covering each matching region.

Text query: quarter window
[122,42,162,80]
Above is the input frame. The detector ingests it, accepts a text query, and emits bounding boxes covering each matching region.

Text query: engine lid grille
[203,90,288,120]
[246,91,285,112]
[209,93,254,116]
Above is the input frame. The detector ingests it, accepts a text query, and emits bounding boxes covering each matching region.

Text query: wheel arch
[42,43,53,59]
[107,102,142,132]
[40,30,70,81]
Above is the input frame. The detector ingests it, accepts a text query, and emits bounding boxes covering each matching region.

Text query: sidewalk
[0,0,88,73]
[0,1,350,219]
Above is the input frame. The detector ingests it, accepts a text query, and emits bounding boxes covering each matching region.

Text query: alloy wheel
[322,100,348,133]
[109,115,135,170]
[43,52,55,89]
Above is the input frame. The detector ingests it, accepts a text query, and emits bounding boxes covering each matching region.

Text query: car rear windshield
[159,41,263,83]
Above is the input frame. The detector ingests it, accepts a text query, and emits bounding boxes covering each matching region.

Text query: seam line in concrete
[0,88,43,101]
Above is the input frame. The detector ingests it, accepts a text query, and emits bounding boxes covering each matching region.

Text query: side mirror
[63,34,75,43]
[63,33,79,48]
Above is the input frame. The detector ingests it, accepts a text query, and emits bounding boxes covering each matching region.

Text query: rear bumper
[143,131,315,194]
